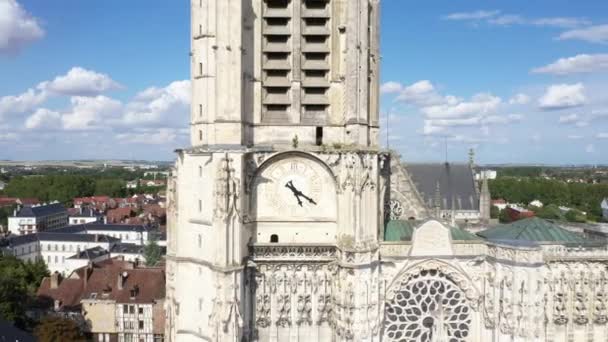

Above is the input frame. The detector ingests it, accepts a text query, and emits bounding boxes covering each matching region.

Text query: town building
[52,223,150,246]
[37,258,165,342]
[8,202,68,235]
[0,180,5,191]
[68,207,106,225]
[603,198,608,220]
[165,1,608,341]
[505,205,536,221]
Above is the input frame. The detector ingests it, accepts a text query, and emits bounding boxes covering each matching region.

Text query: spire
[480,176,491,223]
[468,148,475,168]
[434,181,442,219]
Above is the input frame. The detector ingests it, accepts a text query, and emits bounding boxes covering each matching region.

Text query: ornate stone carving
[296,294,312,326]
[384,269,472,342]
[214,154,240,220]
[386,199,404,221]
[276,294,291,327]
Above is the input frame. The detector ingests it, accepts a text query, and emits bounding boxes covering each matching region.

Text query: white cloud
[0,0,44,54]
[539,83,586,110]
[444,10,500,21]
[0,88,48,118]
[116,128,179,145]
[586,144,595,153]
[482,114,523,124]
[61,96,122,130]
[488,15,525,26]
[598,133,608,139]
[395,80,445,107]
[0,67,121,118]
[531,17,591,29]
[25,108,61,130]
[423,93,501,119]
[122,80,190,127]
[532,54,608,75]
[559,114,579,124]
[567,135,584,140]
[559,25,608,44]
[380,81,403,95]
[0,132,18,141]
[445,10,589,29]
[39,67,122,96]
[508,93,530,105]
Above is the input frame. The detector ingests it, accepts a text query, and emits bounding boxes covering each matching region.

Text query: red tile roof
[37,258,165,310]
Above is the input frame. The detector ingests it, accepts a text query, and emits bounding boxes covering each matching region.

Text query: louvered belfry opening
[261,0,331,124]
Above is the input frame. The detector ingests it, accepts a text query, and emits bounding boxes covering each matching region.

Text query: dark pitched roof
[110,243,144,254]
[477,217,590,244]
[51,223,148,234]
[0,318,37,342]
[69,246,110,260]
[405,163,479,211]
[68,207,103,218]
[16,202,66,218]
[37,233,119,243]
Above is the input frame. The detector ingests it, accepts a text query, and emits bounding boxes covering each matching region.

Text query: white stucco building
[8,202,68,236]
[165,1,608,342]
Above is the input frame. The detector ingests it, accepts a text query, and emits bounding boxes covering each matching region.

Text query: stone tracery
[384,269,472,342]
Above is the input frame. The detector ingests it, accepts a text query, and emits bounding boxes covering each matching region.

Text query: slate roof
[110,243,144,254]
[0,318,37,342]
[69,246,110,260]
[16,202,66,218]
[477,217,589,244]
[406,163,479,211]
[51,223,148,234]
[384,220,480,242]
[37,233,119,243]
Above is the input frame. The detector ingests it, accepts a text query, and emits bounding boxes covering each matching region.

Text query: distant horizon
[1,158,607,168]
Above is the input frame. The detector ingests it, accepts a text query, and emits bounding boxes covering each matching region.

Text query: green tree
[94,178,126,197]
[536,204,563,220]
[565,209,587,223]
[490,205,499,219]
[0,256,49,327]
[143,240,162,266]
[498,208,512,223]
[34,316,85,342]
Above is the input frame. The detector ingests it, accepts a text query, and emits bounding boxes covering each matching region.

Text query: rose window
[385,270,472,342]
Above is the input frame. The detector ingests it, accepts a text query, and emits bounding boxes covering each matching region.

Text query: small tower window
[199,104,203,117]
[315,127,323,146]
[199,166,203,177]
[270,234,279,243]
[198,235,202,248]
[199,62,203,76]
[199,130,203,142]
[198,200,202,212]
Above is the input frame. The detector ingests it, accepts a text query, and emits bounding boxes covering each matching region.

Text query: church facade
[165,1,608,341]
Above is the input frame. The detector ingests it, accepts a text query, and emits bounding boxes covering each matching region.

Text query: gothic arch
[384,259,481,342]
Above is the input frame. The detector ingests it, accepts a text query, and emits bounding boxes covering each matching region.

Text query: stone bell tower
[166,0,382,341]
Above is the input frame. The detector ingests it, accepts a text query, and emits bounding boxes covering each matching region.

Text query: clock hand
[285,181,304,207]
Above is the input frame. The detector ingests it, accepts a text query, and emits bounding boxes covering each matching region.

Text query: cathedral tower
[166,1,382,341]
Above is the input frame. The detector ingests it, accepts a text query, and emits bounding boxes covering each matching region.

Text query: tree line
[489,177,608,221]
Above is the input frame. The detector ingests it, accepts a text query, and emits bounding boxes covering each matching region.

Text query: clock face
[254,156,332,219]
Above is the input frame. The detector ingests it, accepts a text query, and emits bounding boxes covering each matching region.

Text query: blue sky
[1,0,608,164]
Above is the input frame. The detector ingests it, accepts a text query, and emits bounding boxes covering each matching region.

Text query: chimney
[84,262,92,288]
[118,271,128,290]
[50,272,61,289]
